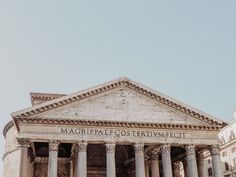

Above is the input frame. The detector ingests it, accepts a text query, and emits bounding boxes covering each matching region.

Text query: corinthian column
[17,138,30,177]
[71,144,78,177]
[47,140,60,177]
[150,148,160,177]
[197,152,205,177]
[134,143,146,177]
[77,141,88,177]
[145,155,150,177]
[210,145,223,177]
[185,145,198,177]
[160,144,173,177]
[105,143,116,177]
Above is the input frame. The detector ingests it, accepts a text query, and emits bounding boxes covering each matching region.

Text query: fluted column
[134,143,146,177]
[210,145,223,177]
[47,140,60,177]
[105,143,116,177]
[197,152,205,177]
[145,155,150,177]
[185,145,198,177]
[150,148,160,177]
[17,138,30,177]
[71,144,78,177]
[160,144,173,177]
[77,141,88,177]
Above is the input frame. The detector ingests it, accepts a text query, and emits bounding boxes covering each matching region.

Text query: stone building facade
[2,77,227,177]
[204,112,236,177]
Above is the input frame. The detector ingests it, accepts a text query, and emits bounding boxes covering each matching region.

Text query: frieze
[61,127,186,140]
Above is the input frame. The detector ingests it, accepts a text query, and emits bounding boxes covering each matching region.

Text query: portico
[3,77,226,177]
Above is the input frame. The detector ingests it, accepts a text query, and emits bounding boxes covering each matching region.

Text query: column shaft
[134,143,146,177]
[150,149,160,177]
[106,143,116,177]
[210,145,223,177]
[77,142,87,177]
[17,138,30,177]
[160,144,173,177]
[185,145,198,177]
[70,160,73,177]
[145,164,150,177]
[183,159,188,177]
[47,140,60,177]
[197,152,206,177]
[145,155,150,177]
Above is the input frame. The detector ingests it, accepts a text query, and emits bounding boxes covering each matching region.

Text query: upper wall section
[35,88,209,126]
[11,77,226,128]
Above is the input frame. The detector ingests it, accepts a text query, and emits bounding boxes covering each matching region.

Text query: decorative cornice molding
[15,117,222,131]
[2,147,21,161]
[3,120,14,137]
[11,78,226,127]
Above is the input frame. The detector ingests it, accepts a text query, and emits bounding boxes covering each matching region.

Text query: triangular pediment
[11,77,226,127]
[32,88,210,126]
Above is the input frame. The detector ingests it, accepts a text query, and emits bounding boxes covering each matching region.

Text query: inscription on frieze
[60,127,187,140]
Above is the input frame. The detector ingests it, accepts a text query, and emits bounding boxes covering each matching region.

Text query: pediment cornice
[11,77,226,127]
[15,117,222,131]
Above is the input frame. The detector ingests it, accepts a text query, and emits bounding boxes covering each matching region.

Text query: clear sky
[0,0,236,174]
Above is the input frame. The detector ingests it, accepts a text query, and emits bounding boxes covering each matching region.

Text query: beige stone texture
[34,88,208,126]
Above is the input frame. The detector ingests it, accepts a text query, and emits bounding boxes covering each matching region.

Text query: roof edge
[11,77,227,126]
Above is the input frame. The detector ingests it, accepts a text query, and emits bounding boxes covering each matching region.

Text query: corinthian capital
[160,144,171,154]
[197,152,205,161]
[134,143,144,152]
[78,141,88,152]
[48,140,60,151]
[105,143,116,153]
[185,144,196,156]
[150,148,159,160]
[16,138,30,148]
[70,143,79,160]
[210,145,220,155]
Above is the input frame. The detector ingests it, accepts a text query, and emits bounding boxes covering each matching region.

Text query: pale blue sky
[1,0,236,173]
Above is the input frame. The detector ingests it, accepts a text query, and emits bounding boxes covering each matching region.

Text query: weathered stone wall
[3,126,21,177]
